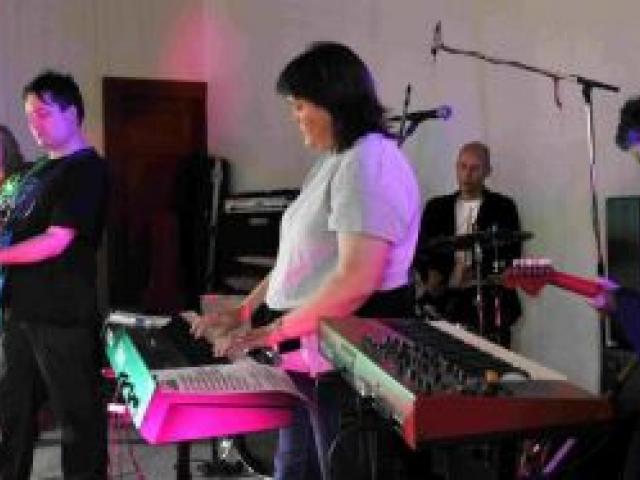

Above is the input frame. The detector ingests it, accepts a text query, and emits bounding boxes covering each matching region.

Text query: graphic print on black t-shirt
[0,159,57,326]
[2,156,62,235]
[2,149,109,327]
[9,175,41,227]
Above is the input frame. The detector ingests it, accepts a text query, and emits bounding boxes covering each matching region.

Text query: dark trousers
[274,372,342,480]
[265,285,416,480]
[0,319,107,479]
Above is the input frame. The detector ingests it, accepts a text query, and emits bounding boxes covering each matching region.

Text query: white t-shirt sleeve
[328,135,412,243]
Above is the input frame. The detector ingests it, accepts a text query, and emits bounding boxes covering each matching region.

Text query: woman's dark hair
[23,70,85,124]
[0,124,26,177]
[276,41,390,152]
[616,96,640,151]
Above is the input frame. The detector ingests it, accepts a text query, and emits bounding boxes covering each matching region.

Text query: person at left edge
[0,124,28,198]
[0,70,109,479]
[0,124,28,231]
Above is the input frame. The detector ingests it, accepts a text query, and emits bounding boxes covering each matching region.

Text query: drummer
[414,141,523,347]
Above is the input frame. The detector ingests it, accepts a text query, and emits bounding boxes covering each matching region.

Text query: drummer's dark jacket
[414,188,522,325]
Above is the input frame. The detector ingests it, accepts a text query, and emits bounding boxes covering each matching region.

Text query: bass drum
[235,430,279,476]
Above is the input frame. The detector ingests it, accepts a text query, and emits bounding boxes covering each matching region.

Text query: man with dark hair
[557,95,640,480]
[0,70,109,479]
[414,141,522,347]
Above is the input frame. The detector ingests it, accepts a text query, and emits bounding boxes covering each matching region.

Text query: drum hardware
[472,230,485,334]
[419,228,533,339]
[421,229,533,254]
[489,225,503,331]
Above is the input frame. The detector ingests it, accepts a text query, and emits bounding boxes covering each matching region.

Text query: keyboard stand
[196,438,244,477]
[176,442,191,480]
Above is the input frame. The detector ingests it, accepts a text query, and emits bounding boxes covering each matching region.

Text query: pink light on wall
[156,8,211,78]
[155,6,249,143]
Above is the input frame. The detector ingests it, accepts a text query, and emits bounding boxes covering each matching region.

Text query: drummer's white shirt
[454,197,482,267]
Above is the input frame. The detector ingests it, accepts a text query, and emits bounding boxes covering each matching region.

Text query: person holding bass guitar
[503,96,640,480]
[586,96,640,356]
[504,95,640,356]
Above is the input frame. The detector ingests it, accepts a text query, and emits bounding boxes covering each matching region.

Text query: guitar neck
[550,271,603,298]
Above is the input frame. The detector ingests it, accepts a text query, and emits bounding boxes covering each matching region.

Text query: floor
[32,424,272,480]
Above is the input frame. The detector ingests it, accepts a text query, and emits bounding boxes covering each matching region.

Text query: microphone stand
[580,78,616,351]
[580,78,608,279]
[401,119,426,147]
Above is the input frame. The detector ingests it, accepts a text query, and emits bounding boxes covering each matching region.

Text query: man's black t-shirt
[4,147,109,327]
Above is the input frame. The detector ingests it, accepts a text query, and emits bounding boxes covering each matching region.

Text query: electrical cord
[326,396,397,480]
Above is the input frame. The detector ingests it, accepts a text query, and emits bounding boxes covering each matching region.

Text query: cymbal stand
[473,238,484,335]
[490,226,502,332]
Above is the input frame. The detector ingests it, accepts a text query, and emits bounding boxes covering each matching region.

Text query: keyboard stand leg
[176,442,192,480]
[496,440,518,480]
[367,429,378,480]
[196,438,243,476]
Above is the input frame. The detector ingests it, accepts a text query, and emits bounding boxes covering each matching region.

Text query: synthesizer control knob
[361,336,377,357]
[407,367,417,383]
[462,376,488,395]
[127,392,139,409]
[380,337,394,359]
[383,337,395,351]
[454,367,467,385]
[417,374,432,393]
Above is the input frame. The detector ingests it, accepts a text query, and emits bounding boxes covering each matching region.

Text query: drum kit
[417,227,533,336]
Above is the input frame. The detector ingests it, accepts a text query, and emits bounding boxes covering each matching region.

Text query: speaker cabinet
[212,190,298,294]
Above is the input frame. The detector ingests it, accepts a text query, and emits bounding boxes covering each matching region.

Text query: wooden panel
[104,77,207,313]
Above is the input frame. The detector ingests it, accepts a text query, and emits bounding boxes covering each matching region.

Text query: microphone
[430,21,442,61]
[389,105,453,123]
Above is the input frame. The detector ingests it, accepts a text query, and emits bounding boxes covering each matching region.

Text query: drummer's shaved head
[456,141,491,200]
[458,141,491,171]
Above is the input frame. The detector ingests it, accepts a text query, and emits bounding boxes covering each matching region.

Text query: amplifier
[213,190,298,293]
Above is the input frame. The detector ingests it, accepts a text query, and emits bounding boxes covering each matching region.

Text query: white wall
[2,0,640,391]
[0,0,213,159]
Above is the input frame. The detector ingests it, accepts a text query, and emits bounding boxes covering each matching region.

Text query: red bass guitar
[502,258,604,299]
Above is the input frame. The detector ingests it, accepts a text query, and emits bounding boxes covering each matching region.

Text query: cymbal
[422,230,533,253]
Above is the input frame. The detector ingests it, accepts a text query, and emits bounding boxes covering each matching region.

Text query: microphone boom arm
[429,22,619,109]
